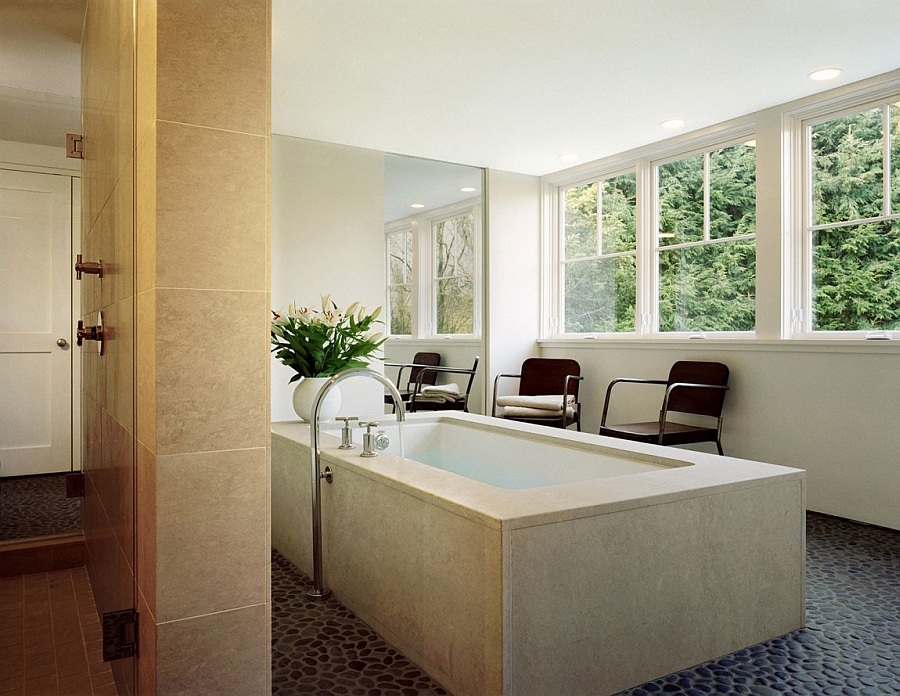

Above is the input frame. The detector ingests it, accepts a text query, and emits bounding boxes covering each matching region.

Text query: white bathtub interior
[320,417,681,489]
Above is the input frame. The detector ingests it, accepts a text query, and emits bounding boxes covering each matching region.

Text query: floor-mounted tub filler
[271,412,806,696]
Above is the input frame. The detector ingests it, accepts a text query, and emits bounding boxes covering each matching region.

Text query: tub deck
[272,412,806,696]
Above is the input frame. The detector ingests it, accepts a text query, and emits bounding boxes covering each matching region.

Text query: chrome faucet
[307,368,405,600]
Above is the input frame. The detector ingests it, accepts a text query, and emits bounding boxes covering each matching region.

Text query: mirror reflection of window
[383,154,483,338]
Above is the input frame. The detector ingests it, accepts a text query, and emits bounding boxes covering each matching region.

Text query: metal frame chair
[408,357,480,412]
[491,358,583,430]
[599,361,730,455]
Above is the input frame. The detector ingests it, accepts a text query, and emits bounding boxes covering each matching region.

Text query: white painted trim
[0,139,80,175]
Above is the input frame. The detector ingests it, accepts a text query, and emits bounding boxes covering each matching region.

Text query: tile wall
[82,0,272,693]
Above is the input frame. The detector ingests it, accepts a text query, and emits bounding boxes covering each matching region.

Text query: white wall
[484,169,542,408]
[271,136,385,421]
[541,341,900,530]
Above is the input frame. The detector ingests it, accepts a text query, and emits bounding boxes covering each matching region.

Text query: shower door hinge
[66,472,85,498]
[66,133,84,159]
[102,609,138,661]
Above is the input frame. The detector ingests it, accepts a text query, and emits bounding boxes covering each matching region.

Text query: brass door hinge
[66,133,84,159]
[102,609,138,661]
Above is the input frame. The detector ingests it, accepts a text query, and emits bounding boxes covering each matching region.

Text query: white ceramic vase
[292,376,341,422]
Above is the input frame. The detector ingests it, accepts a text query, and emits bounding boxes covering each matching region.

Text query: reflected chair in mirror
[491,358,583,430]
[598,360,730,455]
[408,357,480,412]
[384,352,441,411]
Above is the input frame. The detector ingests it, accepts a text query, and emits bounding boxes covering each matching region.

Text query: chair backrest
[665,361,729,417]
[407,352,441,389]
[519,358,581,398]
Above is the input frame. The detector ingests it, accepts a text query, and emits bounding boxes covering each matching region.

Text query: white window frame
[557,167,639,335]
[385,200,482,339]
[790,87,900,340]
[545,125,757,339]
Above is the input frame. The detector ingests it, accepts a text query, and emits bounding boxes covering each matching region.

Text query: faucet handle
[361,421,379,431]
[337,416,358,450]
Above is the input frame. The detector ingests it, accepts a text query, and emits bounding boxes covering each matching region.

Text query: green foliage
[659,239,756,332]
[658,142,757,332]
[811,105,900,331]
[563,173,636,332]
[271,296,387,380]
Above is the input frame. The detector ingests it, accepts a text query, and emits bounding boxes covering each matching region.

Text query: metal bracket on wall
[102,609,138,661]
[65,472,85,498]
[66,133,84,159]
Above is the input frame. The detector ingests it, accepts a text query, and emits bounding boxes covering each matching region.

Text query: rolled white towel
[415,391,462,403]
[502,405,575,418]
[496,394,575,411]
[422,383,462,396]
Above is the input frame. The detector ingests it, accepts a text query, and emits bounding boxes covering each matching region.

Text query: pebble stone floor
[0,473,82,541]
[271,512,900,696]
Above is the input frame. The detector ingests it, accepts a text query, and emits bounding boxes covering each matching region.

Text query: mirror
[383,153,486,413]
[269,136,486,420]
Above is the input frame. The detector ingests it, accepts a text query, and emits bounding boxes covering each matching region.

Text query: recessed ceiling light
[660,119,685,129]
[559,153,580,162]
[808,68,842,81]
[460,186,476,193]
[410,203,425,209]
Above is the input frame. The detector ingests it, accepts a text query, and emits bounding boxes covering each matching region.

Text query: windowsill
[386,337,483,348]
[538,336,900,354]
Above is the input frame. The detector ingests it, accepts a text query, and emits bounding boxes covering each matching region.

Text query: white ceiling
[3,1,899,174]
[272,0,900,176]
[384,154,481,223]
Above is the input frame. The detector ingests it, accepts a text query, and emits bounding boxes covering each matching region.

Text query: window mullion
[884,103,892,217]
[703,151,711,241]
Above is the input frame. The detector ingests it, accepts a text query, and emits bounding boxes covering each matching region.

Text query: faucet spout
[307,368,405,600]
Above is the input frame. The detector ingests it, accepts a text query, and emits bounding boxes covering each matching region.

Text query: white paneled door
[0,169,73,477]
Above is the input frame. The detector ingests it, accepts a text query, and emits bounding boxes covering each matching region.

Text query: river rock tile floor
[0,473,82,541]
[271,513,900,696]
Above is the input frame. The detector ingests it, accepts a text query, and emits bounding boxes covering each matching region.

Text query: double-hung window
[552,133,756,337]
[385,203,481,338]
[802,98,900,335]
[433,210,476,335]
[561,172,637,333]
[386,226,413,336]
[655,139,757,333]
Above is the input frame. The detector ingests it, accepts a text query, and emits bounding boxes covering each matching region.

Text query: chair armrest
[659,382,730,429]
[412,365,477,392]
[600,378,667,426]
[385,362,437,389]
[563,374,584,411]
[491,373,522,417]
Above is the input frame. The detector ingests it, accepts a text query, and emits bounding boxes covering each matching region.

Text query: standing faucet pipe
[307,367,406,600]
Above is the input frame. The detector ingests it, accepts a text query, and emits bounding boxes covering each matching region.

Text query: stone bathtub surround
[271,413,806,696]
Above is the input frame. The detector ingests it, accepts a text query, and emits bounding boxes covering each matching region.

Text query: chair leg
[716,440,724,456]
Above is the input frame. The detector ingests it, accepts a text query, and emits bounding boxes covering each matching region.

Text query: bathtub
[272,412,805,696]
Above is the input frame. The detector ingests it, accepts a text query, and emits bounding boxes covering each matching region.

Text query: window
[434,211,475,334]
[656,140,757,332]
[561,173,637,333]
[552,133,756,337]
[804,100,900,333]
[386,227,413,335]
[385,203,481,338]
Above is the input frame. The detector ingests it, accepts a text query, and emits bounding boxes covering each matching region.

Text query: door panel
[0,169,72,476]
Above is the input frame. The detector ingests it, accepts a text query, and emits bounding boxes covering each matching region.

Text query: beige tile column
[135,1,271,692]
